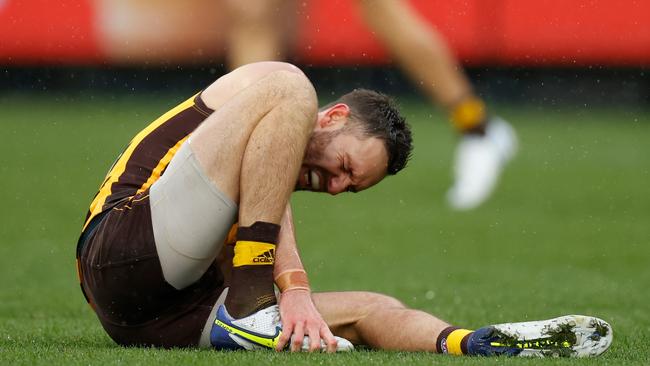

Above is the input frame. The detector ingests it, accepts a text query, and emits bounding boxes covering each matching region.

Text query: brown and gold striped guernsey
[81,92,213,233]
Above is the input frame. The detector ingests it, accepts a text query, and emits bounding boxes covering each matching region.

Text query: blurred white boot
[447,118,517,210]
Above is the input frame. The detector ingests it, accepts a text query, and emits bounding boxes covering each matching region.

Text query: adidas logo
[252,249,275,264]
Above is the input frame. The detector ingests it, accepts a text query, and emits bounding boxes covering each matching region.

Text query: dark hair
[331,89,413,175]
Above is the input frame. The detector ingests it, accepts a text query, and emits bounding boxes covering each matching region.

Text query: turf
[0,93,648,365]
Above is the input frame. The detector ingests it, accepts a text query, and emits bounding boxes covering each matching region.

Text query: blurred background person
[224,0,517,210]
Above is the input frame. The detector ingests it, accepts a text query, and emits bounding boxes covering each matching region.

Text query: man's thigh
[150,140,238,290]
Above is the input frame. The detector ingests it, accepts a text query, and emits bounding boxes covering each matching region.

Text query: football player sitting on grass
[76,62,611,356]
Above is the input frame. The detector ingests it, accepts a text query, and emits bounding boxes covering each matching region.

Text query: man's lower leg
[222,94,313,319]
[224,222,280,318]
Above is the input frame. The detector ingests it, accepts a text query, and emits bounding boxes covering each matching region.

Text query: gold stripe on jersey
[83,94,198,231]
[135,135,189,195]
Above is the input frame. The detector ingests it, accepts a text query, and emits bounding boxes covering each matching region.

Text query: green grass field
[1,93,649,365]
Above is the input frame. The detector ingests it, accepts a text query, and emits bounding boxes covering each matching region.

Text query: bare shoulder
[202,62,311,110]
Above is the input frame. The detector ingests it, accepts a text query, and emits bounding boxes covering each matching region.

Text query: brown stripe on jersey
[193,92,214,115]
[104,106,207,208]
[81,92,212,230]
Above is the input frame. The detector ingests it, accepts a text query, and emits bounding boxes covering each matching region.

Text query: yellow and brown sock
[450,96,487,135]
[436,326,473,355]
[224,221,280,318]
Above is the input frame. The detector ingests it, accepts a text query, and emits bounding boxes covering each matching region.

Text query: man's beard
[296,129,343,191]
[303,129,342,163]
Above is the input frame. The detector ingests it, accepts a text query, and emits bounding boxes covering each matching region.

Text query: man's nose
[328,174,350,195]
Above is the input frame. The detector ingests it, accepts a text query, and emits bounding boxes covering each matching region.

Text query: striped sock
[450,97,487,135]
[437,326,473,355]
[224,221,280,318]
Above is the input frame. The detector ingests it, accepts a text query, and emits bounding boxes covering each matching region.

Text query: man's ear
[320,103,350,128]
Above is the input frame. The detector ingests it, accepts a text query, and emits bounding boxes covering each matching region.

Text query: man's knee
[264,69,318,117]
[202,62,317,121]
[335,292,405,330]
[359,292,405,316]
[370,292,405,308]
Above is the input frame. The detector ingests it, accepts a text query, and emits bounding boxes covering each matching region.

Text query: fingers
[306,324,321,352]
[279,320,333,353]
[320,325,338,353]
[276,322,293,351]
[275,292,335,353]
[290,321,305,352]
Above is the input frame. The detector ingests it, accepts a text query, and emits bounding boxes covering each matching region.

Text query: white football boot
[466,315,613,357]
[447,118,518,210]
[211,304,354,352]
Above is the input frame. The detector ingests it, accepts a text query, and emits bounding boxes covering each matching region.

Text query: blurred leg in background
[223,0,517,210]
[224,0,297,69]
[358,0,517,211]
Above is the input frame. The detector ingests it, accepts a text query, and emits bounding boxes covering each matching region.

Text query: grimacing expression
[297,128,389,195]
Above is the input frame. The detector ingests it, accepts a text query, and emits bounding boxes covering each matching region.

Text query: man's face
[296,105,389,195]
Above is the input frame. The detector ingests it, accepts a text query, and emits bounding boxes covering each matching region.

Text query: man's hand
[275,289,338,353]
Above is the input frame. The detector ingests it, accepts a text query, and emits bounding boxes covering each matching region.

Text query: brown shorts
[78,191,226,348]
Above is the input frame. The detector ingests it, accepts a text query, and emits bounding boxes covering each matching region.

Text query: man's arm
[274,203,338,353]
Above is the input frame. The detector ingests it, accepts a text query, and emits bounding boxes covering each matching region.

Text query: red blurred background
[1,0,649,66]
